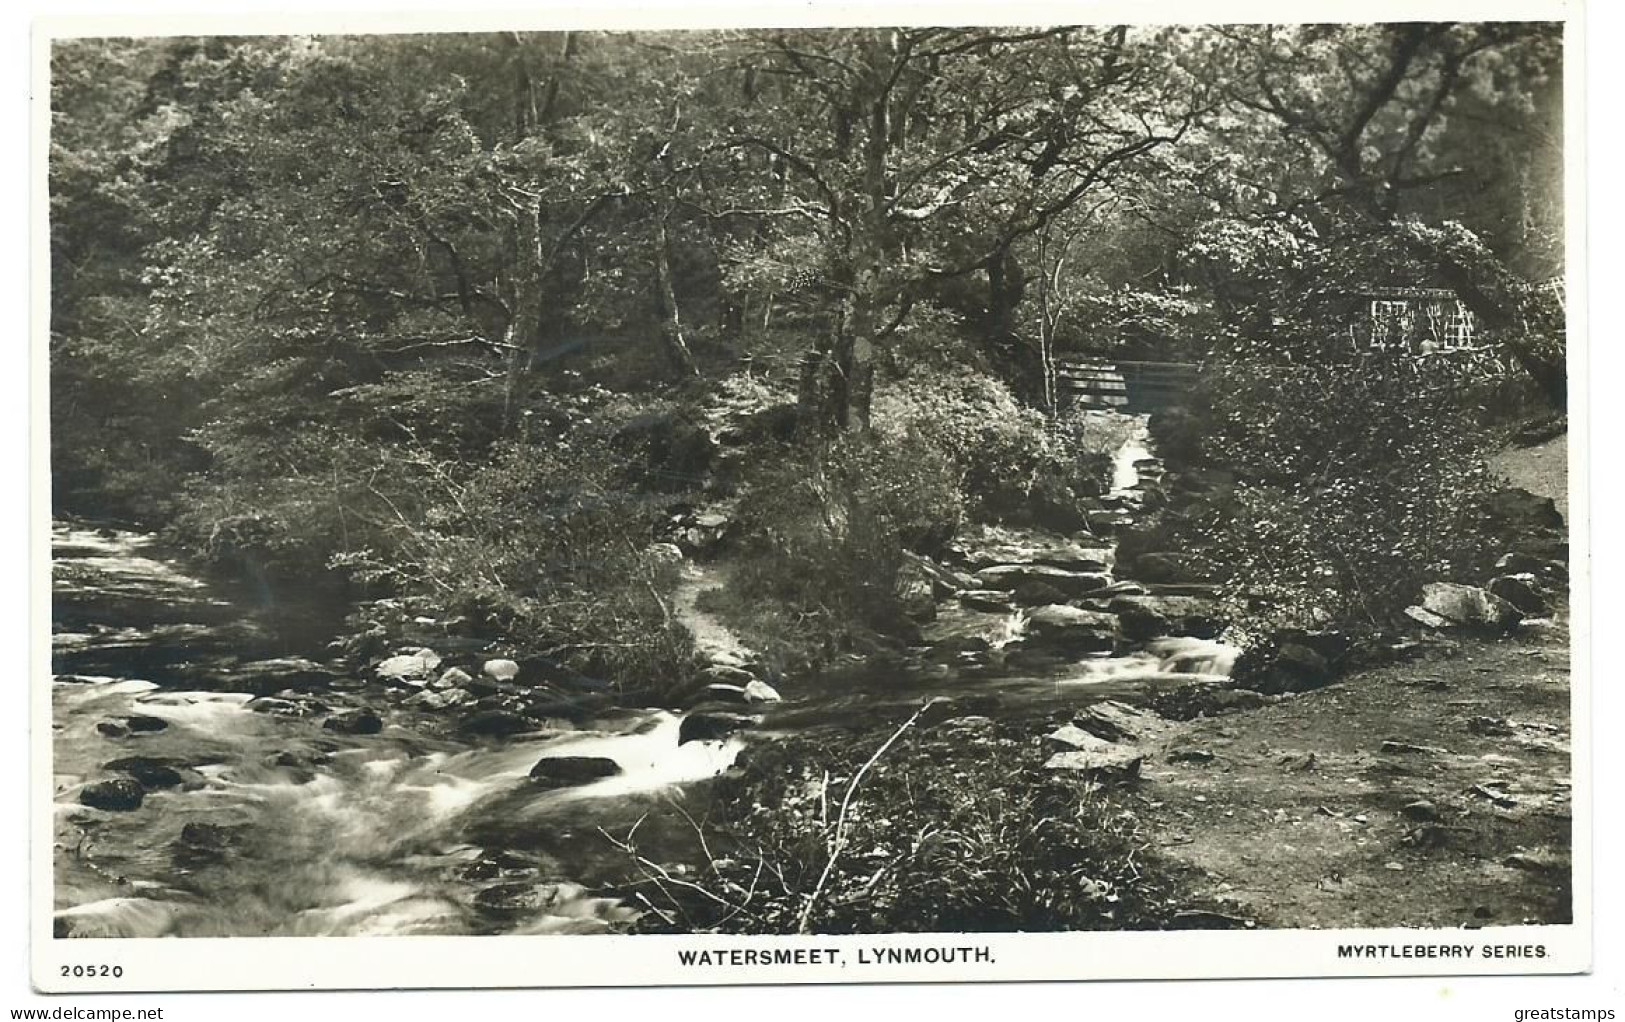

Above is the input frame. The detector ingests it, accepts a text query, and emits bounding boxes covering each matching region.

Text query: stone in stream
[458,709,537,739]
[1011,581,1069,607]
[234,657,336,691]
[743,679,782,704]
[322,708,384,735]
[1110,595,1227,641]
[1419,582,1523,632]
[679,711,759,745]
[1021,605,1118,653]
[102,757,185,790]
[528,756,623,788]
[950,525,1111,573]
[973,564,1112,596]
[958,590,1015,613]
[434,667,474,690]
[123,715,168,734]
[79,778,145,812]
[375,648,442,685]
[699,664,756,687]
[404,687,477,711]
[95,720,129,739]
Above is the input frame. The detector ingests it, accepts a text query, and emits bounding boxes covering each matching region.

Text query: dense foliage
[1157,357,1505,631]
[49,24,1565,685]
[616,721,1189,934]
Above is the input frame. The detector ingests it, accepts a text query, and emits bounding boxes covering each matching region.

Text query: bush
[1163,355,1501,631]
[872,367,1114,527]
[613,720,1188,934]
[723,431,963,654]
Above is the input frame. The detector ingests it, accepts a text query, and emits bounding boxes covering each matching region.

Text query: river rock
[1109,595,1226,641]
[1022,605,1118,652]
[1081,580,1148,599]
[679,711,758,745]
[376,648,442,684]
[177,822,235,854]
[951,525,1112,573]
[80,778,145,812]
[1404,605,1452,629]
[528,756,623,788]
[1044,743,1143,779]
[700,664,756,687]
[102,757,185,790]
[743,679,782,704]
[975,564,1113,596]
[1074,700,1171,743]
[482,659,521,682]
[460,710,536,739]
[323,708,384,735]
[1488,573,1551,616]
[124,715,168,733]
[405,687,477,711]
[1496,551,1567,582]
[1087,510,1136,533]
[959,590,1016,613]
[96,720,129,739]
[248,695,323,718]
[697,683,751,706]
[235,657,336,692]
[433,667,474,691]
[1012,581,1069,607]
[1420,582,1522,632]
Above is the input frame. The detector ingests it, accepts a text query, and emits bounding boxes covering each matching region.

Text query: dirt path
[1492,433,1569,522]
[1137,626,1572,929]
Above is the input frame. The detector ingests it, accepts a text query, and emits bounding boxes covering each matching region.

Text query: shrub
[613,719,1188,934]
[723,431,964,653]
[872,367,1114,527]
[1164,355,1501,631]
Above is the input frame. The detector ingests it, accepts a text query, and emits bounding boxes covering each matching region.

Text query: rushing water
[50,415,1236,938]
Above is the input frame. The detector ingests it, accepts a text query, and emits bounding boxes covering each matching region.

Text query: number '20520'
[61,964,123,978]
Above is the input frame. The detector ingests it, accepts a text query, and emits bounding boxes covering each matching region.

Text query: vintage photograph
[43,13,1577,976]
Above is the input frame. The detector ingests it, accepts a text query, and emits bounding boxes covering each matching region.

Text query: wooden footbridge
[1056,358,1200,412]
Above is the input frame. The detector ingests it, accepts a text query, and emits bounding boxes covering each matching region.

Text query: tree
[1221,22,1566,405]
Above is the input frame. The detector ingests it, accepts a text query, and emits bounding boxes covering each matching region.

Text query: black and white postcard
[32,0,1591,993]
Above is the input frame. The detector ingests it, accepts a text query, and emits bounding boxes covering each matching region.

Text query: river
[50,414,1236,938]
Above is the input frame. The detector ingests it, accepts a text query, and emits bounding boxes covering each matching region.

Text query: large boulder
[102,757,185,790]
[80,778,145,812]
[1072,700,1171,743]
[1488,573,1553,616]
[376,649,442,685]
[1043,733,1143,780]
[1022,605,1118,653]
[1108,595,1226,641]
[1420,582,1523,632]
[458,710,535,739]
[528,756,623,788]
